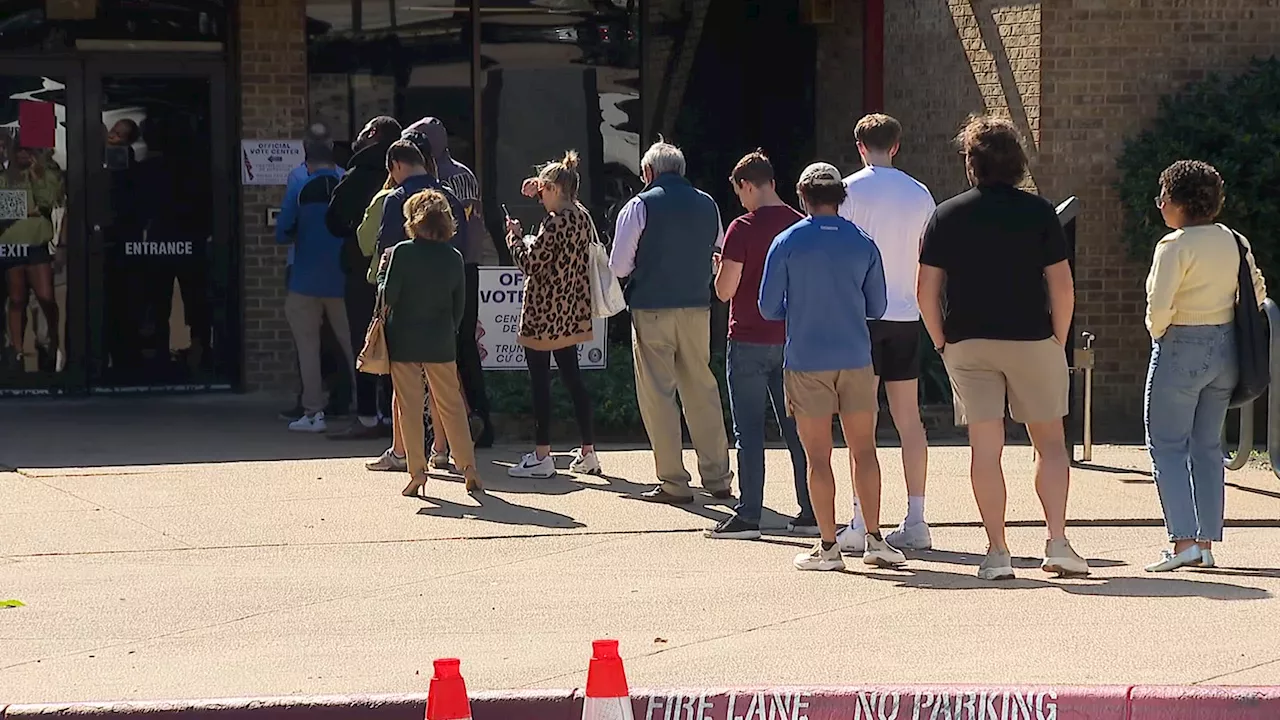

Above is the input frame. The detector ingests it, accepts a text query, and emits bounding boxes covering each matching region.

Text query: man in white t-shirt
[835,113,938,553]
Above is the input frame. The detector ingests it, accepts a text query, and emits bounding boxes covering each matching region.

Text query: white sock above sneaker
[850,499,866,533]
[906,495,926,526]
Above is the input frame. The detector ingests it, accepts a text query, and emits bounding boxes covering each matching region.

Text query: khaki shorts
[784,366,878,417]
[943,338,1069,425]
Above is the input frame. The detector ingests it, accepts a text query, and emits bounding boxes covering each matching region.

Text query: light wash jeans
[1144,323,1236,542]
[726,340,813,523]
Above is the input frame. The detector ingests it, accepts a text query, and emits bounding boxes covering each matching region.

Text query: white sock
[906,495,926,525]
[850,499,866,532]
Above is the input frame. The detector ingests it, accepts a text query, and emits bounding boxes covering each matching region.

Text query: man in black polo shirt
[917,115,1088,581]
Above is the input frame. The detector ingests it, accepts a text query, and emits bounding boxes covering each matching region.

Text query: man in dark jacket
[324,116,401,439]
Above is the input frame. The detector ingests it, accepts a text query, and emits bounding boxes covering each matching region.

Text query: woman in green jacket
[380,188,481,495]
[1,145,64,372]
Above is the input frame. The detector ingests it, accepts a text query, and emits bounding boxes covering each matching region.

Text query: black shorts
[0,243,52,269]
[869,320,922,382]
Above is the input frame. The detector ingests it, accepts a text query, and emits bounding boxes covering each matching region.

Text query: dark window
[0,0,226,53]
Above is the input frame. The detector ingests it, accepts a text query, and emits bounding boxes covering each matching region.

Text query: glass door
[84,61,235,392]
[0,60,87,396]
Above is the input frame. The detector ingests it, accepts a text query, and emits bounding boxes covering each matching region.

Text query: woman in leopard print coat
[504,150,602,478]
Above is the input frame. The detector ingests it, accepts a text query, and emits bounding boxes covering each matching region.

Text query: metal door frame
[82,56,235,392]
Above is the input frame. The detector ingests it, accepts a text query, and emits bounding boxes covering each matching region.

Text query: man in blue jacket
[277,130,349,433]
[758,162,902,573]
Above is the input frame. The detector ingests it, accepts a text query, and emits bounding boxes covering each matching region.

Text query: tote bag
[357,294,390,376]
[1228,228,1270,408]
[579,203,625,319]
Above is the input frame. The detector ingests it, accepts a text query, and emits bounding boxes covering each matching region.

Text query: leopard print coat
[507,202,595,351]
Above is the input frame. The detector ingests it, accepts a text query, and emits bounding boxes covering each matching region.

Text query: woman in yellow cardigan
[1144,160,1266,572]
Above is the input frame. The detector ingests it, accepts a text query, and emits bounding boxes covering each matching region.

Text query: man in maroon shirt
[705,151,816,540]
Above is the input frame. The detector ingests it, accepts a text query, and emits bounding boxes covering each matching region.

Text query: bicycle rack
[1224,297,1280,478]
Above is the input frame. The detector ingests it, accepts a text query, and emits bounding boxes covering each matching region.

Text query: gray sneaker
[978,548,1016,580]
[885,520,932,550]
[1042,538,1090,577]
[366,448,407,472]
[863,534,907,568]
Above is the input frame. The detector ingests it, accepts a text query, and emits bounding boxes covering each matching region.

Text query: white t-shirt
[838,165,936,322]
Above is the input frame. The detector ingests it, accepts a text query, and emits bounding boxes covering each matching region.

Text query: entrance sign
[477,266,607,370]
[240,139,303,186]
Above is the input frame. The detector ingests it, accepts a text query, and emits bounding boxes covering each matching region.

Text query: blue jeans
[726,340,813,523]
[1144,324,1236,542]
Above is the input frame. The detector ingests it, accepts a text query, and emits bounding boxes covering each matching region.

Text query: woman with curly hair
[1144,159,1266,572]
[381,187,482,496]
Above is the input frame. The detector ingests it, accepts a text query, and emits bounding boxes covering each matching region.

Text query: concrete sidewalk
[4,395,1280,704]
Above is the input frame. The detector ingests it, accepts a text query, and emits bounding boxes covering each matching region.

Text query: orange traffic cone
[583,639,633,720]
[427,658,472,720]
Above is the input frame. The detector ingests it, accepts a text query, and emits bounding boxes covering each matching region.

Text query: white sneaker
[1043,538,1091,577]
[1144,544,1201,573]
[366,448,407,472]
[886,520,932,550]
[836,524,865,554]
[863,534,907,567]
[569,448,602,475]
[508,452,555,478]
[794,542,845,571]
[289,412,327,433]
[978,548,1016,580]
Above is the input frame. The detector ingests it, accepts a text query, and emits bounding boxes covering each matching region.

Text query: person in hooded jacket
[324,115,402,440]
[402,117,495,448]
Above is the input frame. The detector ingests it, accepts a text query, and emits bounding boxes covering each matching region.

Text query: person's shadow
[414,487,584,530]
[854,550,1270,600]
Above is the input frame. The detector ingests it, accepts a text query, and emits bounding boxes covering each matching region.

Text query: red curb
[626,685,1130,720]
[1129,686,1280,720]
[0,691,577,720]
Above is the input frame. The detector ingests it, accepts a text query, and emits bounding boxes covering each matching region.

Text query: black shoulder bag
[1229,229,1270,408]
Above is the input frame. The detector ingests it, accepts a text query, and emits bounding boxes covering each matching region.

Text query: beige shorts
[784,366,878,417]
[943,338,1069,425]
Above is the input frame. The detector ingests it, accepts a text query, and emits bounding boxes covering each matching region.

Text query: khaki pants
[631,307,732,496]
[284,292,354,415]
[390,360,476,478]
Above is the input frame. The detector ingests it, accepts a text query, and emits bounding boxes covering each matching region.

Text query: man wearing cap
[758,162,903,572]
[276,123,350,433]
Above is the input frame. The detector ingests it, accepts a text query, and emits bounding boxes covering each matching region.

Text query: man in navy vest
[610,140,733,503]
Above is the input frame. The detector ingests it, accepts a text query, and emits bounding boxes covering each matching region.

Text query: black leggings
[526,346,595,447]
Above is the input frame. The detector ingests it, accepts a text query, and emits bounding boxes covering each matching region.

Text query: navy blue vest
[626,173,721,310]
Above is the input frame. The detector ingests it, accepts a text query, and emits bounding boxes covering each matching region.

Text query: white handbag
[579,203,624,318]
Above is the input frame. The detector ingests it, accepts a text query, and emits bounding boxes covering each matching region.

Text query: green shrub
[1115,56,1280,281]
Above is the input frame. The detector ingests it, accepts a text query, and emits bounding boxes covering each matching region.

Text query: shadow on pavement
[0,395,386,468]
[919,548,1126,570]
[860,566,1271,600]
[414,492,585,529]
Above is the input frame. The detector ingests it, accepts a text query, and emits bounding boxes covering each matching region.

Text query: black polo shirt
[919,183,1068,343]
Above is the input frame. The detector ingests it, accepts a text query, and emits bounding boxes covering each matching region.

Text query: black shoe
[36,344,56,373]
[639,487,694,505]
[788,514,821,537]
[326,422,383,440]
[704,516,762,540]
[709,488,734,500]
[468,412,485,441]
[474,423,495,449]
[278,404,304,422]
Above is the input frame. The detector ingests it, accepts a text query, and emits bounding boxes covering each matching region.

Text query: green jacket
[379,238,465,363]
[0,168,62,246]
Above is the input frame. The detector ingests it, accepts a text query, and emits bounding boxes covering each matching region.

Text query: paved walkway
[4,395,1280,704]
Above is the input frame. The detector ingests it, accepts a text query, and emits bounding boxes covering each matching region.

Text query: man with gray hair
[610,140,733,503]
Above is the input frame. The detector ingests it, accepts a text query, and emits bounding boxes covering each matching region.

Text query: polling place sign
[240,140,303,186]
[477,266,607,370]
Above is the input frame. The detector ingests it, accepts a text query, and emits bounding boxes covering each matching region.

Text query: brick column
[238,0,308,391]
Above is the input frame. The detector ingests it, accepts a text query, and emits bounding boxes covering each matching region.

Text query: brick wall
[1037,0,1280,434]
[814,2,863,170]
[239,0,308,392]
[882,0,1040,199]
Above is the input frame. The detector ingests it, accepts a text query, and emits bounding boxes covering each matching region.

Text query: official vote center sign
[477,266,608,370]
[240,140,304,186]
